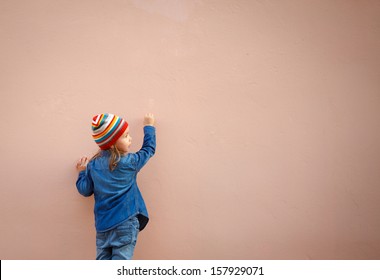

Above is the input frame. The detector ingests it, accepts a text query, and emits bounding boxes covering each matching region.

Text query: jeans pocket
[115,225,133,245]
[115,217,139,246]
[96,232,107,248]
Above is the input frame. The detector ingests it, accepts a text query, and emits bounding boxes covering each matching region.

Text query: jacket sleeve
[76,169,94,197]
[133,125,156,172]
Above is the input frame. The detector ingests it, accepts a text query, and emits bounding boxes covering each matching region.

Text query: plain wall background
[1,0,379,259]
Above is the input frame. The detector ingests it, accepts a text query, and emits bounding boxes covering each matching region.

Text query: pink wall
[1,0,380,259]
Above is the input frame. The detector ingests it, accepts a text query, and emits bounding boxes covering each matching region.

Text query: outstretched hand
[143,113,155,126]
[76,156,88,172]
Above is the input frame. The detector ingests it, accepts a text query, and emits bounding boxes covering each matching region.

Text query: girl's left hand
[76,156,88,172]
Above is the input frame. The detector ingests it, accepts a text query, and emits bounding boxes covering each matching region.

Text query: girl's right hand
[144,113,155,126]
[76,156,88,172]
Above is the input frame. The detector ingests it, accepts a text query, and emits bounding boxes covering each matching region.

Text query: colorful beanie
[92,113,128,150]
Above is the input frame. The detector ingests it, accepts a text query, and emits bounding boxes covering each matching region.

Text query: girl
[75,113,156,260]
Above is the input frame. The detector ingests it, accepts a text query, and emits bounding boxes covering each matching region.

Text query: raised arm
[75,156,94,197]
[133,113,156,171]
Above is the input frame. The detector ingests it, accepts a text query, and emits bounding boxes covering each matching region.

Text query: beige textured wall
[1,0,380,260]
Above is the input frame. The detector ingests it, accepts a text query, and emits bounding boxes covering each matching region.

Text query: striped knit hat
[92,113,128,150]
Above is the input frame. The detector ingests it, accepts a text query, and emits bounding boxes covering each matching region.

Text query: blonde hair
[91,145,122,171]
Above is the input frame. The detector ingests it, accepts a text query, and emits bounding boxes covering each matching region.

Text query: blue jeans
[96,216,139,260]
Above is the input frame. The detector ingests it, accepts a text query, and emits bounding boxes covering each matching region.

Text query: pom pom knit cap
[92,113,128,150]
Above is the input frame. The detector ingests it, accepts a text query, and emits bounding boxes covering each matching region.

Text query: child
[75,113,156,260]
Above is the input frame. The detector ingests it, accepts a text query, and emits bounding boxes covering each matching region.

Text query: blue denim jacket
[76,126,156,232]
